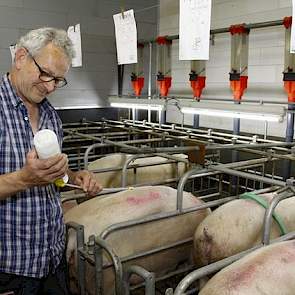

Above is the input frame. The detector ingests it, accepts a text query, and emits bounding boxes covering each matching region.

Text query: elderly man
[0,27,102,294]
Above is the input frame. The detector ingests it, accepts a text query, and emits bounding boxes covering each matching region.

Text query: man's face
[15,42,70,104]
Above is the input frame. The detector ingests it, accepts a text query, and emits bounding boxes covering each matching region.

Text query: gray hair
[16,27,75,61]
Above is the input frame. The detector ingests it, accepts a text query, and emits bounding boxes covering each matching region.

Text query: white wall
[0,0,158,109]
[159,0,292,138]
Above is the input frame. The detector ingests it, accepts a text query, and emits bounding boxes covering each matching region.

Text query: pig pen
[166,157,295,294]
[62,118,291,172]
[62,155,287,295]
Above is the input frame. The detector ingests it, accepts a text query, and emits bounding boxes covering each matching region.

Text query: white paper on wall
[113,9,137,65]
[179,0,212,60]
[291,0,295,53]
[67,24,82,67]
[9,44,16,63]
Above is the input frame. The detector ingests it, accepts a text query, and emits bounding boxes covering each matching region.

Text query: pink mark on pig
[127,191,161,205]
[228,264,257,290]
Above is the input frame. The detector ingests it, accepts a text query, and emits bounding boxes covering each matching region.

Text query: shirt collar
[2,73,52,115]
[2,73,23,109]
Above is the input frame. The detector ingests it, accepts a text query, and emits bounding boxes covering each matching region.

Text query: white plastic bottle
[33,129,68,186]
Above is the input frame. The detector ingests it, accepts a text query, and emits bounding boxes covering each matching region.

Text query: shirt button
[24,116,29,121]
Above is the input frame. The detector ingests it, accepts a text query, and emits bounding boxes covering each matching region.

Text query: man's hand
[20,149,68,186]
[70,170,102,196]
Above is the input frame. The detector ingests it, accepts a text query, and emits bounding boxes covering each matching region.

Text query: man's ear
[14,47,28,70]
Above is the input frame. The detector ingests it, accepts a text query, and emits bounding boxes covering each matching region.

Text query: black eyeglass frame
[24,47,68,88]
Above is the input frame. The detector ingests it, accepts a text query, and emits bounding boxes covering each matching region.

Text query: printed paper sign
[9,44,16,63]
[179,0,212,60]
[113,9,137,65]
[67,24,82,67]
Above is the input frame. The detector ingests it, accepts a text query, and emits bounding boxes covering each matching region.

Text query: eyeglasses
[25,48,67,88]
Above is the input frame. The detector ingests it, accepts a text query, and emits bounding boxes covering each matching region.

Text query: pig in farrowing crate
[63,142,293,294]
[171,186,295,294]
[63,157,265,294]
[169,165,295,294]
[64,185,212,295]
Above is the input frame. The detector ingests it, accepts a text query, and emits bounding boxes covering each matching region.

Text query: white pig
[65,185,210,295]
[199,240,295,295]
[194,193,295,266]
[88,153,189,187]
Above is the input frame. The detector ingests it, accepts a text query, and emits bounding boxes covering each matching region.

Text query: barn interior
[1,1,295,294]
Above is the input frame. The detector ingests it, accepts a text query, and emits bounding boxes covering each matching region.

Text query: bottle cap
[54,174,69,187]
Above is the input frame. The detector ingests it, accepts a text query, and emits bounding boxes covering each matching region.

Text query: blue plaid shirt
[0,74,65,278]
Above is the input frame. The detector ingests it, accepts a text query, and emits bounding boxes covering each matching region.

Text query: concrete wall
[0,0,158,110]
[159,0,292,138]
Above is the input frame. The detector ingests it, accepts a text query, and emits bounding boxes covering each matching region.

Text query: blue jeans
[0,257,69,295]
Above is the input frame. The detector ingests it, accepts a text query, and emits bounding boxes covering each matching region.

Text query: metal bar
[88,158,187,174]
[134,141,295,154]
[94,237,124,295]
[148,42,152,123]
[193,114,200,129]
[240,148,295,161]
[83,138,169,169]
[283,104,295,180]
[139,19,285,45]
[176,157,272,211]
[66,130,145,154]
[66,222,86,295]
[100,196,234,241]
[117,238,193,266]
[212,166,286,187]
[123,265,155,295]
[172,231,295,295]
[103,119,290,151]
[262,190,295,245]
[121,153,189,187]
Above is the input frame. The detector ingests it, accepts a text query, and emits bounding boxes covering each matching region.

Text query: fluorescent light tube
[181,107,283,122]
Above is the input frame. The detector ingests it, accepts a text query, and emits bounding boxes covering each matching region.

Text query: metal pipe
[111,94,293,106]
[65,129,148,155]
[132,108,139,122]
[121,153,188,187]
[176,158,272,211]
[231,137,239,191]
[233,118,240,137]
[102,119,288,150]
[283,104,295,180]
[262,190,295,245]
[100,196,234,241]
[102,138,147,153]
[123,265,155,295]
[117,65,124,96]
[264,121,268,140]
[121,141,295,154]
[89,158,187,174]
[94,237,124,295]
[159,110,166,127]
[212,166,286,187]
[172,230,295,295]
[117,119,289,147]
[84,143,104,169]
[148,42,153,123]
[232,117,240,164]
[193,114,200,129]
[140,19,285,44]
[66,222,86,295]
[83,137,174,169]
[239,147,295,161]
